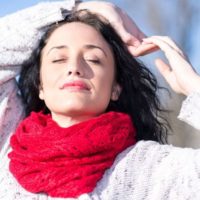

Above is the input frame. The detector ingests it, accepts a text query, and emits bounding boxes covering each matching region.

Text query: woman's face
[39,22,120,127]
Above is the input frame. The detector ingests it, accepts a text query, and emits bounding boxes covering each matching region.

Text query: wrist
[185,75,200,96]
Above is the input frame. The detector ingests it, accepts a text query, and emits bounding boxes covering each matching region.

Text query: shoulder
[92,141,200,199]
[113,140,173,171]
[115,140,198,169]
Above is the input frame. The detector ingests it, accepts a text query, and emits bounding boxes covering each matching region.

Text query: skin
[77,1,158,57]
[142,36,200,96]
[77,2,200,95]
[39,22,121,127]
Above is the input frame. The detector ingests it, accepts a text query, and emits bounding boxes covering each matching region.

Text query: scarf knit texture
[8,111,136,198]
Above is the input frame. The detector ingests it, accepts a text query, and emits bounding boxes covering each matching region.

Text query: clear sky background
[0,0,56,17]
[0,0,121,17]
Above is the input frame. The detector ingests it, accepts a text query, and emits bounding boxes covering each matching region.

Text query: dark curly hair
[18,10,169,143]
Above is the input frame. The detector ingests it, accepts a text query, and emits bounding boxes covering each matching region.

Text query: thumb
[155,58,174,85]
[113,23,141,46]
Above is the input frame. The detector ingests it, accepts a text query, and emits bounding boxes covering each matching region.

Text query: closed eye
[87,59,101,64]
[52,58,67,63]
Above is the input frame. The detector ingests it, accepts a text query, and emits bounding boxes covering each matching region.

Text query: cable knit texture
[178,91,200,130]
[1,1,200,200]
[8,111,135,198]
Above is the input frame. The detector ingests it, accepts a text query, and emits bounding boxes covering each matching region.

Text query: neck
[51,112,97,128]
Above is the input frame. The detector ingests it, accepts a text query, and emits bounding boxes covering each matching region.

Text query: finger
[143,37,185,59]
[150,36,186,58]
[119,9,146,41]
[128,43,159,57]
[155,58,171,78]
[155,59,180,92]
[143,37,194,75]
[143,37,182,59]
[111,22,142,47]
[121,31,141,47]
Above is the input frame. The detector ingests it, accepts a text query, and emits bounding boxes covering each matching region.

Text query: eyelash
[52,59,67,63]
[52,58,101,65]
[87,59,101,64]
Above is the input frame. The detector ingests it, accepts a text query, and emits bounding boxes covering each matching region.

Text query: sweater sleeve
[91,141,200,200]
[0,0,75,68]
[0,1,76,151]
[178,91,200,130]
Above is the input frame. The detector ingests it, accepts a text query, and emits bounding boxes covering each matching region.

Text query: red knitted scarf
[9,111,136,198]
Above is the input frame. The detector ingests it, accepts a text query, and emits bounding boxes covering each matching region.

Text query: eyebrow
[84,44,108,57]
[47,45,68,55]
[47,44,108,57]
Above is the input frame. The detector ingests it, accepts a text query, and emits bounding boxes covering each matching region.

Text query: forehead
[42,22,114,60]
[46,22,109,48]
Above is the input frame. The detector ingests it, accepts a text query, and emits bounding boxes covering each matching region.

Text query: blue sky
[0,0,59,16]
[0,0,123,17]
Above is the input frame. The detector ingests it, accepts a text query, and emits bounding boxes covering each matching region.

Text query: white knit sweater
[0,1,200,200]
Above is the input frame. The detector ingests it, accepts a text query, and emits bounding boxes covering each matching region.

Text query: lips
[59,80,90,91]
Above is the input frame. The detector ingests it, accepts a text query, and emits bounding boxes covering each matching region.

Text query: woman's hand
[143,36,200,96]
[76,1,157,57]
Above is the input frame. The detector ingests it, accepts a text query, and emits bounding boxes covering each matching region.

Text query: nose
[66,57,84,77]
[67,70,81,76]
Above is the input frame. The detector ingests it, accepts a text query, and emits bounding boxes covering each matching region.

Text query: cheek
[40,64,61,89]
[93,66,115,97]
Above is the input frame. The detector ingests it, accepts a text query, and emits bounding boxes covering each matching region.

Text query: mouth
[59,80,91,91]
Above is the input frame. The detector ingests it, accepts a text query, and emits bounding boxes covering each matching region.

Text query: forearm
[0,0,76,67]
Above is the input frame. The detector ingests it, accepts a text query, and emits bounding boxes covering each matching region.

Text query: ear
[111,83,121,101]
[39,86,44,100]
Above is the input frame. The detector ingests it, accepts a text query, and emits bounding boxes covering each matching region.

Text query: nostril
[67,70,82,76]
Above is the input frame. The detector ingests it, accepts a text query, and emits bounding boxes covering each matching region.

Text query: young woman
[0,9,200,199]
[0,0,151,150]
